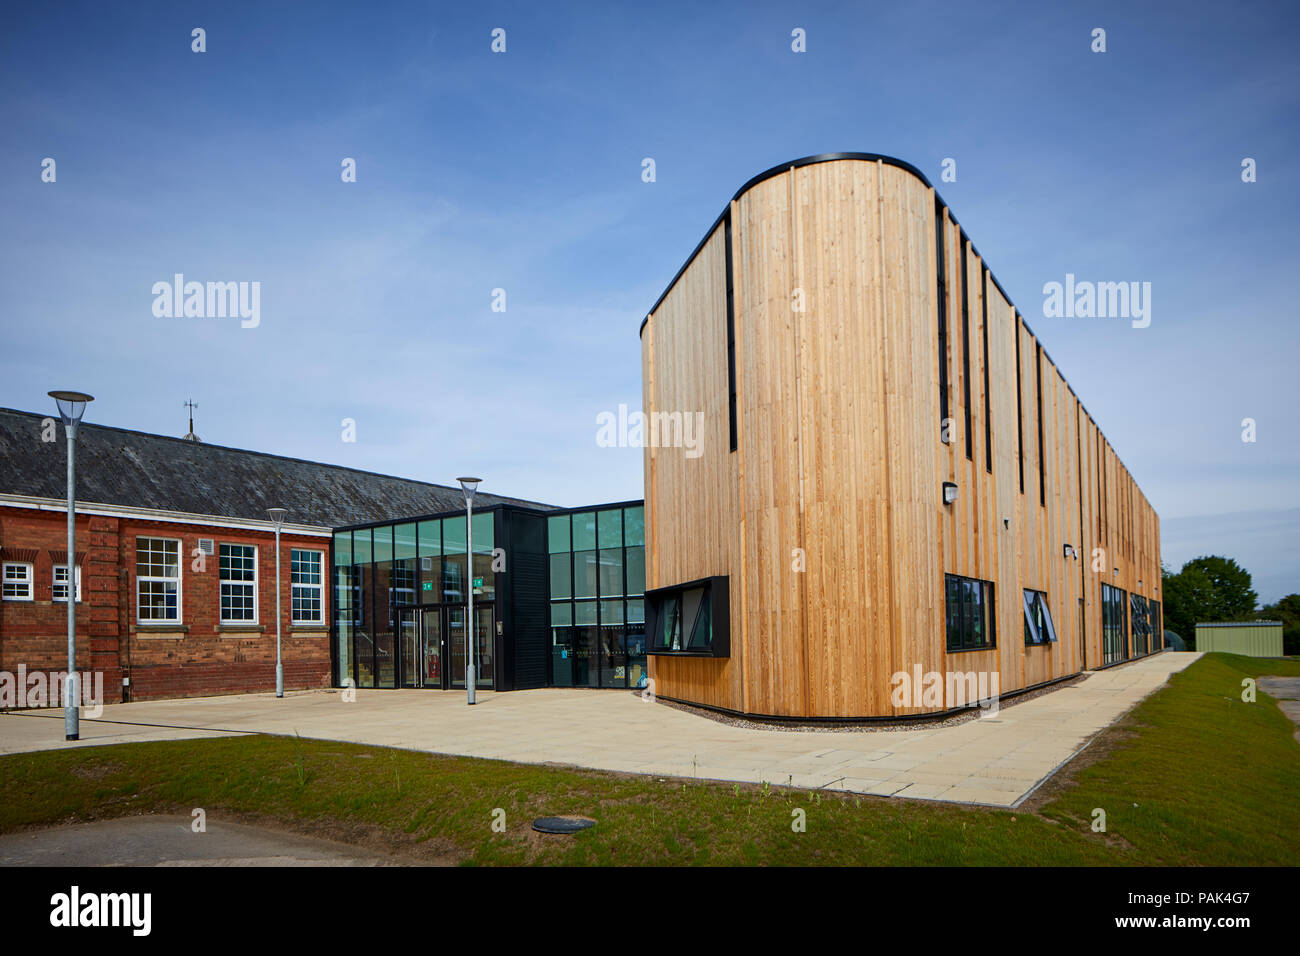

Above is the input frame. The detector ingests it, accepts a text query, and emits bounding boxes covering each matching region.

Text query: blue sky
[1,1,1297,601]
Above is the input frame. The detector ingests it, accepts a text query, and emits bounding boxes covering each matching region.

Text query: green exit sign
[473,577,484,588]
[421,581,433,591]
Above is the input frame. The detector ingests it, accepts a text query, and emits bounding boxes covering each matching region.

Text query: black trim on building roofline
[332,498,646,534]
[547,498,646,515]
[333,501,537,533]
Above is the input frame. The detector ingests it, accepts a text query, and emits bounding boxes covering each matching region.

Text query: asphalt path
[0,814,403,866]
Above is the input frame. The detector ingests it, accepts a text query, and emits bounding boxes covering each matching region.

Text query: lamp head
[456,476,482,502]
[48,390,94,426]
[266,507,288,530]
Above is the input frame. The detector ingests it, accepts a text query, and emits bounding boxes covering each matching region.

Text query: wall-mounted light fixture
[942,482,958,506]
[1063,544,1077,560]
[1003,518,1010,530]
[1113,568,1119,577]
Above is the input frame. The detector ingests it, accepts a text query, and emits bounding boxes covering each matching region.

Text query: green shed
[1194,621,1284,657]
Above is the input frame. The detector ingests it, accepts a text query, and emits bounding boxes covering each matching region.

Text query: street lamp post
[48,390,94,741]
[456,477,481,705]
[267,508,288,698]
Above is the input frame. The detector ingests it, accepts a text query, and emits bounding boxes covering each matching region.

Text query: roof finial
[183,399,200,442]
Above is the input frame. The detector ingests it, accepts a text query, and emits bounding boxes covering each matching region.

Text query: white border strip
[0,492,332,537]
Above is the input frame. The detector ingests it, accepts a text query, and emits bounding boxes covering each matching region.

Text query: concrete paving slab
[893,783,954,800]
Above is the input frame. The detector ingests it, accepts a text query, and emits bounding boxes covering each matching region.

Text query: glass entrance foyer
[547,507,647,689]
[331,501,645,692]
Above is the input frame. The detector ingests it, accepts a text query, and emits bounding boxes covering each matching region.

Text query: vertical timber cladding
[641,154,1162,719]
[641,219,742,710]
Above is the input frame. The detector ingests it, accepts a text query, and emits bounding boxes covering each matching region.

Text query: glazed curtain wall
[547,504,647,689]
[333,512,494,688]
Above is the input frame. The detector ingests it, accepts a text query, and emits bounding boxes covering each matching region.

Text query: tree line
[1161,555,1298,655]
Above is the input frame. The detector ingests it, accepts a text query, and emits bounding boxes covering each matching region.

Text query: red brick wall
[1,504,332,702]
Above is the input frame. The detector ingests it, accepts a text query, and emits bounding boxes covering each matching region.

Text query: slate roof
[0,408,555,528]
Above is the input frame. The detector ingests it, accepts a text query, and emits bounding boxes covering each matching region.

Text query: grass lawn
[2,653,1297,865]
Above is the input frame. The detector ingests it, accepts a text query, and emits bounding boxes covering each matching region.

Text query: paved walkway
[1,652,1200,807]
[1259,677,1300,743]
[0,716,245,755]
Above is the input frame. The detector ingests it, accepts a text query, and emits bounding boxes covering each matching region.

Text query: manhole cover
[532,816,596,834]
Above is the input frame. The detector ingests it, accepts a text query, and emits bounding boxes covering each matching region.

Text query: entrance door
[448,606,467,688]
[401,605,490,690]
[421,610,443,687]
[400,607,447,688]
[448,605,494,689]
[399,608,420,686]
[474,605,494,688]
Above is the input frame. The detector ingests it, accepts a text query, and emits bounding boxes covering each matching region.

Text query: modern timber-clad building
[640,153,1162,721]
[2,153,1164,717]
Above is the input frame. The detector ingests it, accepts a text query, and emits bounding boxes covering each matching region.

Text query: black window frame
[724,211,737,453]
[1015,315,1025,494]
[935,200,950,440]
[981,267,992,472]
[944,572,996,653]
[645,575,730,658]
[1129,592,1151,657]
[1036,342,1046,507]
[1101,583,1129,664]
[959,237,973,459]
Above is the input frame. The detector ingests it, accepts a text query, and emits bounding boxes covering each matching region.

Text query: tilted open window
[1023,589,1057,645]
[645,575,730,658]
[1129,592,1151,657]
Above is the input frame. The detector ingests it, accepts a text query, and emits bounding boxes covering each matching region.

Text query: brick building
[0,408,548,702]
